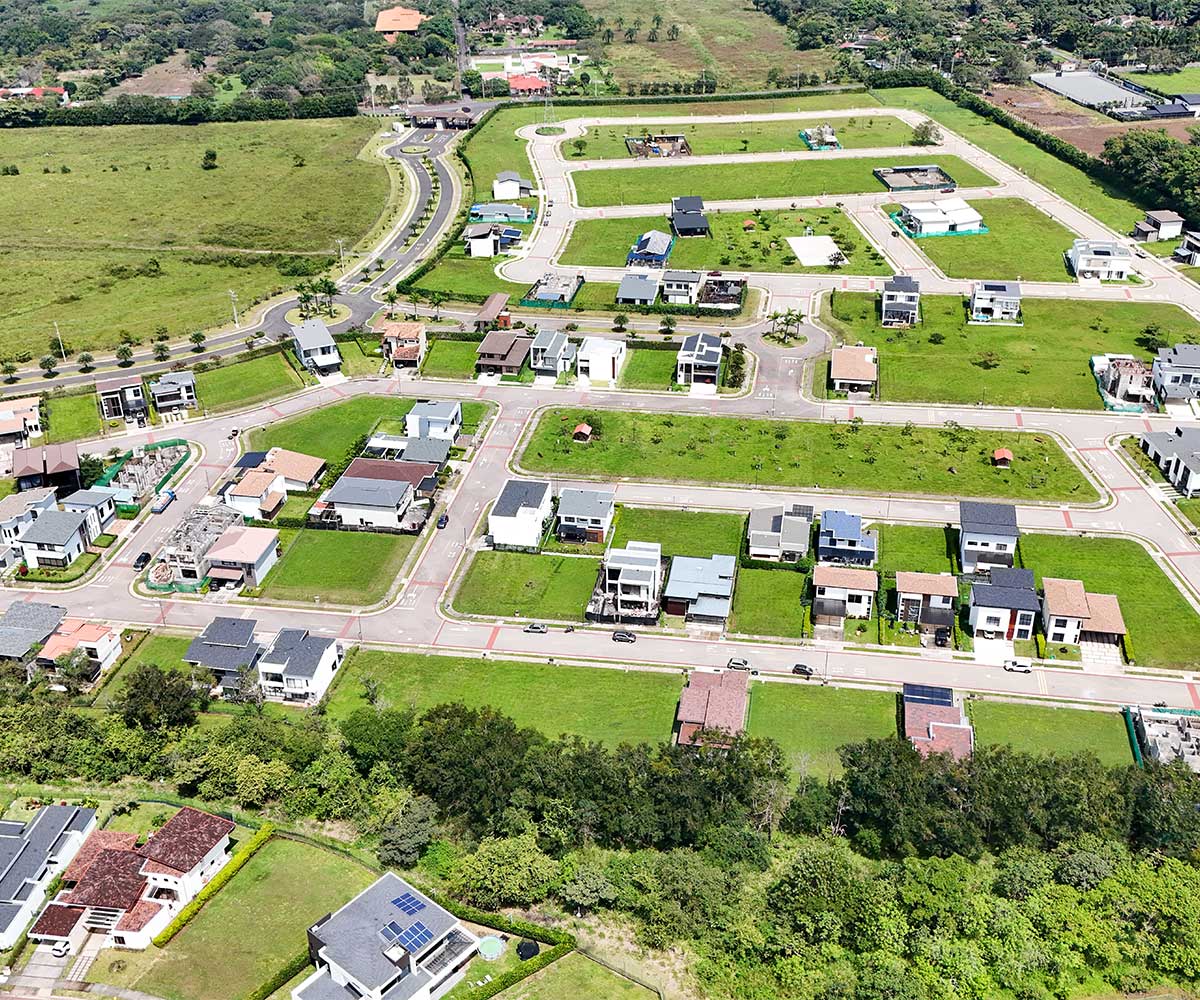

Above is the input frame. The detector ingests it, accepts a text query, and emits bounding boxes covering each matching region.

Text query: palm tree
[189,331,206,352]
[114,345,133,365]
[76,352,94,371]
[647,27,659,42]
[315,277,339,313]
[651,13,663,30]
[659,315,677,335]
[624,27,636,42]
[153,342,170,362]
[603,27,614,43]
[384,289,399,318]
[296,282,316,319]
[427,290,447,321]
[408,288,424,317]
[667,23,680,40]
[39,355,58,376]
[767,310,783,336]
[613,313,628,331]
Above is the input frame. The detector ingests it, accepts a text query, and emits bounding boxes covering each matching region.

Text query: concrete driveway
[973,635,1014,665]
[6,942,70,990]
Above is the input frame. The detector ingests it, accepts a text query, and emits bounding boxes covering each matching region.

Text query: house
[670,196,710,238]
[507,73,551,96]
[406,401,462,441]
[344,458,439,499]
[260,448,326,492]
[576,337,626,384]
[470,202,533,224]
[0,601,67,664]
[1134,209,1186,242]
[291,319,341,374]
[1134,705,1200,773]
[257,628,343,704]
[204,525,279,588]
[676,670,749,747]
[556,489,615,543]
[0,396,43,448]
[184,617,261,694]
[148,372,197,412]
[376,320,426,369]
[61,489,116,537]
[615,271,660,306]
[816,510,877,566]
[294,873,478,1000]
[492,170,533,200]
[992,448,1013,469]
[473,293,511,332]
[812,565,878,624]
[663,554,736,624]
[968,567,1038,640]
[462,223,522,258]
[522,272,583,308]
[698,273,746,310]
[158,504,242,584]
[1042,577,1126,649]
[958,500,1019,574]
[399,436,452,467]
[747,503,813,562]
[675,333,722,385]
[627,229,673,267]
[18,509,90,570]
[488,480,551,549]
[0,488,56,550]
[1174,230,1200,266]
[317,476,415,531]
[529,330,576,375]
[661,270,703,305]
[475,331,532,375]
[1096,355,1153,405]
[1067,239,1133,280]
[588,541,663,621]
[829,346,878,393]
[1151,343,1200,404]
[881,275,920,326]
[969,280,1022,322]
[37,618,122,679]
[13,443,80,496]
[96,374,147,422]
[897,198,983,235]
[903,684,974,760]
[226,471,286,521]
[800,123,840,150]
[374,5,427,40]
[895,572,957,634]
[1140,425,1200,496]
[0,804,95,950]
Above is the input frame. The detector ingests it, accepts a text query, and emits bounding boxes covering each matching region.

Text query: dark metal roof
[493,479,550,518]
[959,500,1018,535]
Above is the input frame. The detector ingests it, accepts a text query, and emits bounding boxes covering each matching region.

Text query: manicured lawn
[826,292,1199,409]
[969,700,1132,766]
[412,242,528,301]
[0,479,13,500]
[571,155,995,207]
[93,633,191,708]
[454,551,598,621]
[1020,534,1200,668]
[890,197,1077,281]
[610,506,745,558]
[747,682,897,778]
[339,338,385,377]
[45,391,101,442]
[195,352,305,411]
[276,493,316,521]
[422,339,482,379]
[247,397,414,463]
[494,953,656,1000]
[876,524,957,575]
[1183,266,1200,285]
[326,650,681,745]
[561,208,890,275]
[522,408,1096,502]
[1121,66,1200,96]
[730,568,806,637]
[260,530,416,605]
[617,348,678,389]
[22,551,98,582]
[87,838,376,1000]
[1176,499,1200,530]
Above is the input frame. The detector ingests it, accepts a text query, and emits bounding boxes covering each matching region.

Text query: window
[1054,618,1067,628]
[1051,632,1064,643]
[994,543,1007,552]
[985,616,1001,628]
[848,594,863,604]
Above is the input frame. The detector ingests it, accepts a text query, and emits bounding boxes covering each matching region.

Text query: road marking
[1061,508,1073,528]
[485,626,501,650]
[1036,669,1048,695]
[1189,683,1200,709]
[1014,410,1023,427]
[338,616,359,638]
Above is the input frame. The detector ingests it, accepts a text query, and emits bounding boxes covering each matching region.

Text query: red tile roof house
[902,685,974,760]
[30,807,235,952]
[675,669,749,747]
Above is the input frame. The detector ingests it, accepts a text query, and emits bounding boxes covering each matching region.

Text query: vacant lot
[522,409,1096,501]
[455,551,599,620]
[327,649,681,745]
[827,292,1199,409]
[93,632,192,708]
[730,568,806,637]
[1121,66,1200,96]
[494,952,656,1000]
[422,339,482,379]
[610,506,744,558]
[876,523,956,575]
[195,352,305,412]
[261,530,416,606]
[970,700,1132,765]
[617,348,678,389]
[45,391,101,442]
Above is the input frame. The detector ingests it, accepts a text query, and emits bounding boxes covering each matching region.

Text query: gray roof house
[400,437,452,466]
[17,509,91,570]
[817,509,877,566]
[529,329,577,375]
[184,617,261,691]
[882,274,921,326]
[489,479,552,549]
[676,332,722,385]
[256,627,342,705]
[615,272,660,306]
[1152,343,1200,403]
[0,602,67,660]
[958,500,1019,573]
[661,270,703,305]
[747,503,814,562]
[326,477,413,509]
[556,488,615,542]
[1141,425,1200,498]
[148,371,198,411]
[969,567,1039,641]
[290,319,341,374]
[663,554,737,623]
[405,401,462,441]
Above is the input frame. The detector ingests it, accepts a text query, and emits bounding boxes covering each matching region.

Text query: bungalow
[829,345,878,393]
[344,458,439,500]
[376,320,426,369]
[0,601,66,663]
[895,571,957,634]
[589,540,663,621]
[492,170,533,200]
[96,374,147,422]
[257,628,343,705]
[148,371,197,412]
[529,329,576,375]
[1151,343,1200,404]
[475,331,532,375]
[1042,577,1126,649]
[462,222,522,258]
[897,198,982,235]
[488,479,551,549]
[225,470,286,521]
[556,488,615,543]
[1067,239,1133,280]
[663,554,736,624]
[675,332,722,385]
[12,443,80,496]
[470,202,533,224]
[38,617,122,679]
[473,293,511,332]
[61,488,116,537]
[405,400,462,441]
[903,684,974,760]
[661,270,703,305]
[627,229,673,267]
[812,564,878,624]
[747,503,813,562]
[676,669,749,747]
[1139,426,1200,497]
[291,319,341,374]
[0,396,43,448]
[881,274,920,327]
[615,271,660,307]
[959,500,1019,574]
[669,196,710,238]
[576,337,626,384]
[204,525,280,588]
[317,476,414,531]
[1133,209,1185,243]
[259,448,326,493]
[18,509,90,570]
[969,280,1022,322]
[374,4,427,40]
[508,73,551,96]
[816,509,877,566]
[1174,230,1200,266]
[968,567,1038,640]
[184,616,261,694]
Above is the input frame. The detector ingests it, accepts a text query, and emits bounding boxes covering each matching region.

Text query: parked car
[727,657,750,670]
[150,489,175,513]
[133,551,152,571]
[228,427,239,439]
[523,623,548,634]
[436,513,449,529]
[612,631,636,643]
[1003,658,1032,673]
[792,663,814,677]
[51,940,70,958]
[934,628,950,648]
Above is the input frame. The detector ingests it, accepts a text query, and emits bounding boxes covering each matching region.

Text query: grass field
[610,506,744,558]
[494,953,656,1000]
[617,348,678,388]
[1121,66,1200,96]
[969,701,1132,765]
[87,838,375,1000]
[422,339,483,379]
[730,568,806,637]
[1021,534,1200,669]
[93,632,191,708]
[326,649,681,745]
[195,352,304,412]
[260,530,416,605]
[522,408,1096,501]
[44,391,101,442]
[561,208,889,275]
[412,250,527,302]
[827,292,1200,409]
[572,154,994,207]
[454,551,599,620]
[876,524,957,575]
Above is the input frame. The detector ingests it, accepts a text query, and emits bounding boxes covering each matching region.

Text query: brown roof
[389,344,421,361]
[374,5,427,31]
[895,571,958,598]
[230,470,279,498]
[1081,591,1126,635]
[475,293,511,324]
[345,458,438,485]
[13,442,79,477]
[905,702,973,760]
[813,564,878,591]
[262,448,325,484]
[95,374,143,394]
[374,320,425,342]
[137,807,233,874]
[676,670,749,744]
[63,829,139,883]
[115,899,162,931]
[64,848,147,910]
[1042,577,1091,619]
[830,345,877,382]
[31,904,85,938]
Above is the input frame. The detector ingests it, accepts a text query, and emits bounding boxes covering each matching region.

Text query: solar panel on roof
[397,921,434,952]
[391,892,426,915]
[903,683,954,706]
[380,923,398,943]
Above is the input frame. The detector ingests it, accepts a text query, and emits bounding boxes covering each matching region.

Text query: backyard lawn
[248,396,415,462]
[969,700,1132,765]
[422,339,481,379]
[260,529,416,605]
[730,568,806,637]
[45,391,101,442]
[617,348,678,389]
[93,632,191,708]
[454,551,599,620]
[195,352,304,412]
[494,953,657,1000]
[522,408,1096,502]
[326,649,681,745]
[610,506,745,559]
[876,524,957,575]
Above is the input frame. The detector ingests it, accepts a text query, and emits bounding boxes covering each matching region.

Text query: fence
[94,437,191,495]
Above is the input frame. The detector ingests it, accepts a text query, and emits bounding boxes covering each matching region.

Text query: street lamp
[336,239,346,266]
[228,289,239,326]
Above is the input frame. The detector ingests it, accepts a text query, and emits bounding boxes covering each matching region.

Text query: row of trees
[1102,127,1200,224]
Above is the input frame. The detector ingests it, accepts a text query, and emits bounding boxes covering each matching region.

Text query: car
[133,551,152,571]
[890,230,900,237]
[1003,658,1032,673]
[523,623,548,634]
[436,513,449,529]
[791,663,813,677]
[461,105,471,113]
[228,427,239,439]
[389,104,402,111]
[612,630,636,643]
[51,940,70,958]
[941,186,955,193]
[150,489,175,513]
[934,628,950,648]
[727,657,750,670]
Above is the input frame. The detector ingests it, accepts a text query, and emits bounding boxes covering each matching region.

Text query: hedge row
[0,92,358,129]
[152,823,275,947]
[243,948,312,1000]
[460,941,574,1000]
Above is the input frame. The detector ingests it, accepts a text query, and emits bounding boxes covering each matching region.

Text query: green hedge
[1121,632,1136,665]
[152,823,275,947]
[459,941,574,1000]
[243,948,312,1000]
[1035,633,1047,659]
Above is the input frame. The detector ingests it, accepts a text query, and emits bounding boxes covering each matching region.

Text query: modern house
[469,202,533,223]
[675,670,749,747]
[663,554,736,624]
[627,229,673,267]
[615,271,660,307]
[405,401,462,441]
[18,509,91,570]
[669,196,709,238]
[226,470,287,521]
[576,337,625,384]
[528,329,576,376]
[148,372,198,412]
[969,280,1022,322]
[675,333,722,385]
[895,572,957,634]
[257,628,343,705]
[800,123,840,150]
[1140,425,1200,496]
[902,684,974,760]
[829,345,878,393]
[462,223,522,258]
[61,489,116,538]
[968,567,1038,640]
[0,601,67,664]
[184,616,261,694]
[475,331,532,375]
[96,374,147,422]
[897,198,983,235]
[958,500,1019,574]
[0,488,57,550]
[488,479,552,549]
[1133,209,1185,243]
[746,503,813,562]
[0,396,43,448]
[294,873,478,1000]
[1041,577,1126,649]
[661,270,703,305]
[376,321,427,370]
[204,525,279,588]
[1151,343,1200,404]
[1067,239,1133,280]
[588,540,663,622]
[37,617,122,679]
[812,565,877,624]
[291,319,342,374]
[317,477,415,531]
[473,293,511,332]
[881,275,921,326]
[556,488,615,543]
[1174,230,1200,266]
[344,459,439,500]
[13,443,80,496]
[492,170,533,200]
[816,510,877,566]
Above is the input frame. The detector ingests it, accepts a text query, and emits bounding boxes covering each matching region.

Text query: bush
[244,949,311,1000]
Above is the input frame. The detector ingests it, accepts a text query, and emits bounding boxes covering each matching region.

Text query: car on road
[228,427,239,439]
[727,657,750,670]
[436,513,449,529]
[612,630,636,643]
[150,489,175,513]
[1003,658,1032,673]
[792,663,813,677]
[523,623,548,634]
[133,551,152,571]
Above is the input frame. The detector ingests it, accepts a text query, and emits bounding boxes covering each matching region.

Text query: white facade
[661,271,702,305]
[226,472,286,522]
[257,631,343,704]
[1067,239,1133,280]
[405,402,462,440]
[19,518,88,570]
[62,493,117,538]
[576,338,626,384]
[816,582,874,619]
[959,529,1017,574]
[488,480,551,549]
[0,489,57,547]
[969,599,1035,640]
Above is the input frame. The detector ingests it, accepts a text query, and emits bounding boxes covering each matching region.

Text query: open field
[876,523,956,575]
[422,339,482,378]
[195,352,305,412]
[261,530,416,605]
[93,632,191,708]
[326,649,681,745]
[617,348,678,389]
[494,952,656,1000]
[44,391,101,442]
[561,208,889,275]
[454,551,599,620]
[969,701,1132,765]
[610,506,744,558]
[412,247,525,300]
[730,568,806,637]
[522,409,1097,501]
[1121,66,1200,95]
[826,292,1199,408]
[571,154,995,207]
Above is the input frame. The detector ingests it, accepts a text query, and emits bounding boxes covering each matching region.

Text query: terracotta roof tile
[63,830,139,883]
[813,564,878,590]
[895,572,958,598]
[137,807,233,874]
[1042,577,1091,619]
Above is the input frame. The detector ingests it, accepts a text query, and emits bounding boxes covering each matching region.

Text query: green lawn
[339,337,385,377]
[93,633,191,708]
[276,493,316,521]
[247,397,414,464]
[969,701,1132,766]
[412,243,528,301]
[45,391,101,442]
[730,568,806,637]
[494,953,657,1000]
[522,409,1096,502]
[610,506,745,558]
[617,348,678,389]
[87,838,376,1000]
[1176,499,1200,530]
[571,155,995,207]
[326,650,681,746]
[891,197,1077,281]
[454,551,598,621]
[561,208,890,275]
[422,339,482,379]
[1121,66,1200,96]
[876,524,957,575]
[195,352,305,412]
[747,682,897,778]
[1183,266,1200,285]
[260,530,416,605]
[1020,534,1200,669]
[826,292,1200,409]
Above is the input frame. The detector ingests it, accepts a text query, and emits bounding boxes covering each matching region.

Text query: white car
[1003,658,1032,673]
[51,940,70,958]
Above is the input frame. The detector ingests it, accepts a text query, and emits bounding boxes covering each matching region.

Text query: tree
[39,355,57,375]
[189,330,206,352]
[79,454,105,489]
[0,360,16,382]
[112,663,202,730]
[153,342,170,362]
[454,833,559,909]
[559,851,617,913]
[201,149,218,170]
[624,27,637,42]
[667,23,680,40]
[571,137,588,157]
[613,312,628,331]
[911,121,942,146]
[659,315,677,334]
[232,664,264,714]
[378,795,439,868]
[426,290,447,321]
[384,288,399,318]
[114,345,133,365]
[76,352,94,371]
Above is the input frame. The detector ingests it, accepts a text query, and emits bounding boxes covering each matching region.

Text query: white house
[968,567,1038,640]
[291,319,342,374]
[148,371,198,412]
[257,628,343,704]
[61,489,117,539]
[488,479,551,549]
[958,500,1019,574]
[1140,426,1200,497]
[226,471,287,521]
[661,270,702,305]
[0,488,57,548]
[747,503,813,562]
[556,488,615,543]
[405,401,462,441]
[1152,343,1200,404]
[812,564,877,624]
[676,332,722,385]
[18,509,90,570]
[529,329,576,376]
[319,477,413,530]
[576,337,626,384]
[969,280,1022,322]
[204,525,280,588]
[492,170,533,200]
[38,617,123,678]
[895,572,957,634]
[1041,577,1126,648]
[593,540,663,620]
[615,271,660,306]
[1067,239,1133,280]
[898,197,982,235]
[1134,210,1185,243]
[462,223,521,258]
[1175,230,1200,267]
[882,274,920,326]
[0,396,43,448]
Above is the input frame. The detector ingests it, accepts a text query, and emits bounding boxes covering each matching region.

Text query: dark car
[792,663,814,677]
[436,513,449,529]
[523,623,548,634]
[133,551,152,571]
[612,631,636,643]
[934,628,950,648]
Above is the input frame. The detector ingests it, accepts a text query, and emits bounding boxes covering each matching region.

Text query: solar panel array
[391,892,426,915]
[380,920,404,943]
[397,921,434,952]
[902,683,954,707]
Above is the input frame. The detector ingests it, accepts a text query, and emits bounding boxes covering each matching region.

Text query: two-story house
[528,330,576,376]
[969,280,1022,322]
[488,480,551,549]
[1133,209,1185,243]
[555,488,615,543]
[968,567,1039,640]
[317,476,414,531]
[225,471,287,521]
[0,488,57,550]
[1067,239,1133,280]
[816,510,877,566]
[1151,343,1200,404]
[18,509,91,570]
[405,401,462,441]
[589,541,663,622]
[148,372,198,412]
[958,500,1019,574]
[1140,425,1200,497]
[61,489,117,538]
[746,503,813,562]
[184,616,262,696]
[895,572,957,634]
[812,565,877,624]
[1042,578,1127,650]
[881,275,920,326]
[376,320,427,370]
[204,525,280,589]
[675,333,722,385]
[96,374,147,422]
[475,331,532,376]
[291,319,342,374]
[661,270,703,305]
[576,338,626,385]
[1175,230,1200,266]
[257,628,343,704]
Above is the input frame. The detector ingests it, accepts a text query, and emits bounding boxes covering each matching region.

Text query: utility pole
[336,238,346,265]
[228,289,239,326]
[53,321,66,360]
